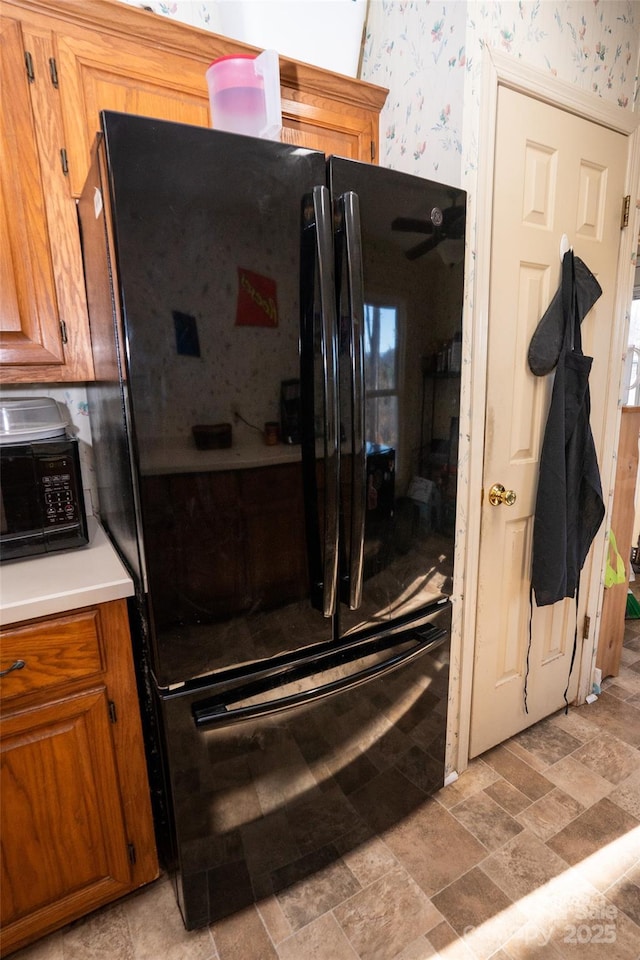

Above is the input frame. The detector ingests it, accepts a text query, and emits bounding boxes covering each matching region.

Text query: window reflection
[364,303,398,448]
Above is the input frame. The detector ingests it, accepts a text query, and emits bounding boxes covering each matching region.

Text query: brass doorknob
[488,483,517,506]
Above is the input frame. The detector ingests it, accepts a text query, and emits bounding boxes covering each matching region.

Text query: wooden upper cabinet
[13,0,386,197]
[0,18,89,379]
[1,14,94,381]
[279,84,379,160]
[55,28,213,197]
[0,18,59,366]
[2,0,386,382]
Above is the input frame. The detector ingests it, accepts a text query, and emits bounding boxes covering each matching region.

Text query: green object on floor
[625,589,640,619]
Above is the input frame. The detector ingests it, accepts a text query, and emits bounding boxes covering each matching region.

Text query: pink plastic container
[205,50,282,140]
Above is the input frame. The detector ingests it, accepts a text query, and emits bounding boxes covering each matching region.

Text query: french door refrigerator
[80,112,466,929]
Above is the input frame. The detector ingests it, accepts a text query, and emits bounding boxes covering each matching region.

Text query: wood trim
[590,124,640,688]
[451,49,499,774]
[597,407,640,679]
[7,0,388,112]
[99,599,158,887]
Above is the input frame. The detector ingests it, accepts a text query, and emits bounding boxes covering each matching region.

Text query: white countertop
[0,517,134,627]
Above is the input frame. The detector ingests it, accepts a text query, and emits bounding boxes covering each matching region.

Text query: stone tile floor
[7,624,640,960]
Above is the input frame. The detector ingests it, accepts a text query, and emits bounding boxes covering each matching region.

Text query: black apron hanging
[531,250,605,608]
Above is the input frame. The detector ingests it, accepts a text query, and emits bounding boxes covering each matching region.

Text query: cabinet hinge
[370,140,376,162]
[59,319,68,344]
[60,148,69,176]
[127,842,137,865]
[108,700,117,723]
[24,50,35,83]
[583,615,591,640]
[49,57,59,88]
[621,195,631,228]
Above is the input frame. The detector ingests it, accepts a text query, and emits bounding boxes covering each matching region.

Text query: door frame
[454,48,640,773]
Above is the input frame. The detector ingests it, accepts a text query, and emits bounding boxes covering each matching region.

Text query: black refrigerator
[80,112,466,929]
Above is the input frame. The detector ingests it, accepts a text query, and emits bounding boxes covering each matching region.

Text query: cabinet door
[0,688,132,953]
[56,28,211,197]
[0,18,64,368]
[279,84,378,161]
[0,15,94,382]
[56,26,381,199]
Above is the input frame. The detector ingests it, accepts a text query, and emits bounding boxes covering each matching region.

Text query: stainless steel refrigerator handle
[191,627,447,729]
[342,191,366,610]
[314,185,340,618]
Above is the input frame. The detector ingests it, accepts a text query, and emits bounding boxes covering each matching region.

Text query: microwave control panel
[38,455,81,526]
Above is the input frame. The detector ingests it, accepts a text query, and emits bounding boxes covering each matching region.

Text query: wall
[360,0,467,185]
[118,0,367,75]
[361,1,638,187]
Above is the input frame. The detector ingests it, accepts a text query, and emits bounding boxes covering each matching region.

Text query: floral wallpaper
[360,1,467,184]
[361,0,639,186]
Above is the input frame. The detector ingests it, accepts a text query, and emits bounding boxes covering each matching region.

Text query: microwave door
[0,445,42,559]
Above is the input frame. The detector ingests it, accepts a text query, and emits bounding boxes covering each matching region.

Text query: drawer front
[0,610,104,704]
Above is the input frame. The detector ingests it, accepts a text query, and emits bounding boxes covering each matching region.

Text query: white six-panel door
[469,83,629,757]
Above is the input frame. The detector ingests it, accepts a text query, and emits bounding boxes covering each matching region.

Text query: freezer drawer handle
[191,624,446,729]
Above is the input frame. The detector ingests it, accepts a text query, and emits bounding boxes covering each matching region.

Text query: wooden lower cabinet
[0,600,158,957]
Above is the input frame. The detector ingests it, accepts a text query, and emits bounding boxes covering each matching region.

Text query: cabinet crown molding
[7,0,388,110]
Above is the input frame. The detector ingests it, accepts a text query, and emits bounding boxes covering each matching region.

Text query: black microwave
[0,437,89,562]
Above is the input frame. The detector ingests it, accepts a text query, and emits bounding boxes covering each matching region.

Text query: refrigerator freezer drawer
[160,605,450,929]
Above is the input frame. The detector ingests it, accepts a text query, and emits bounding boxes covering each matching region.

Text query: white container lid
[0,397,69,444]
